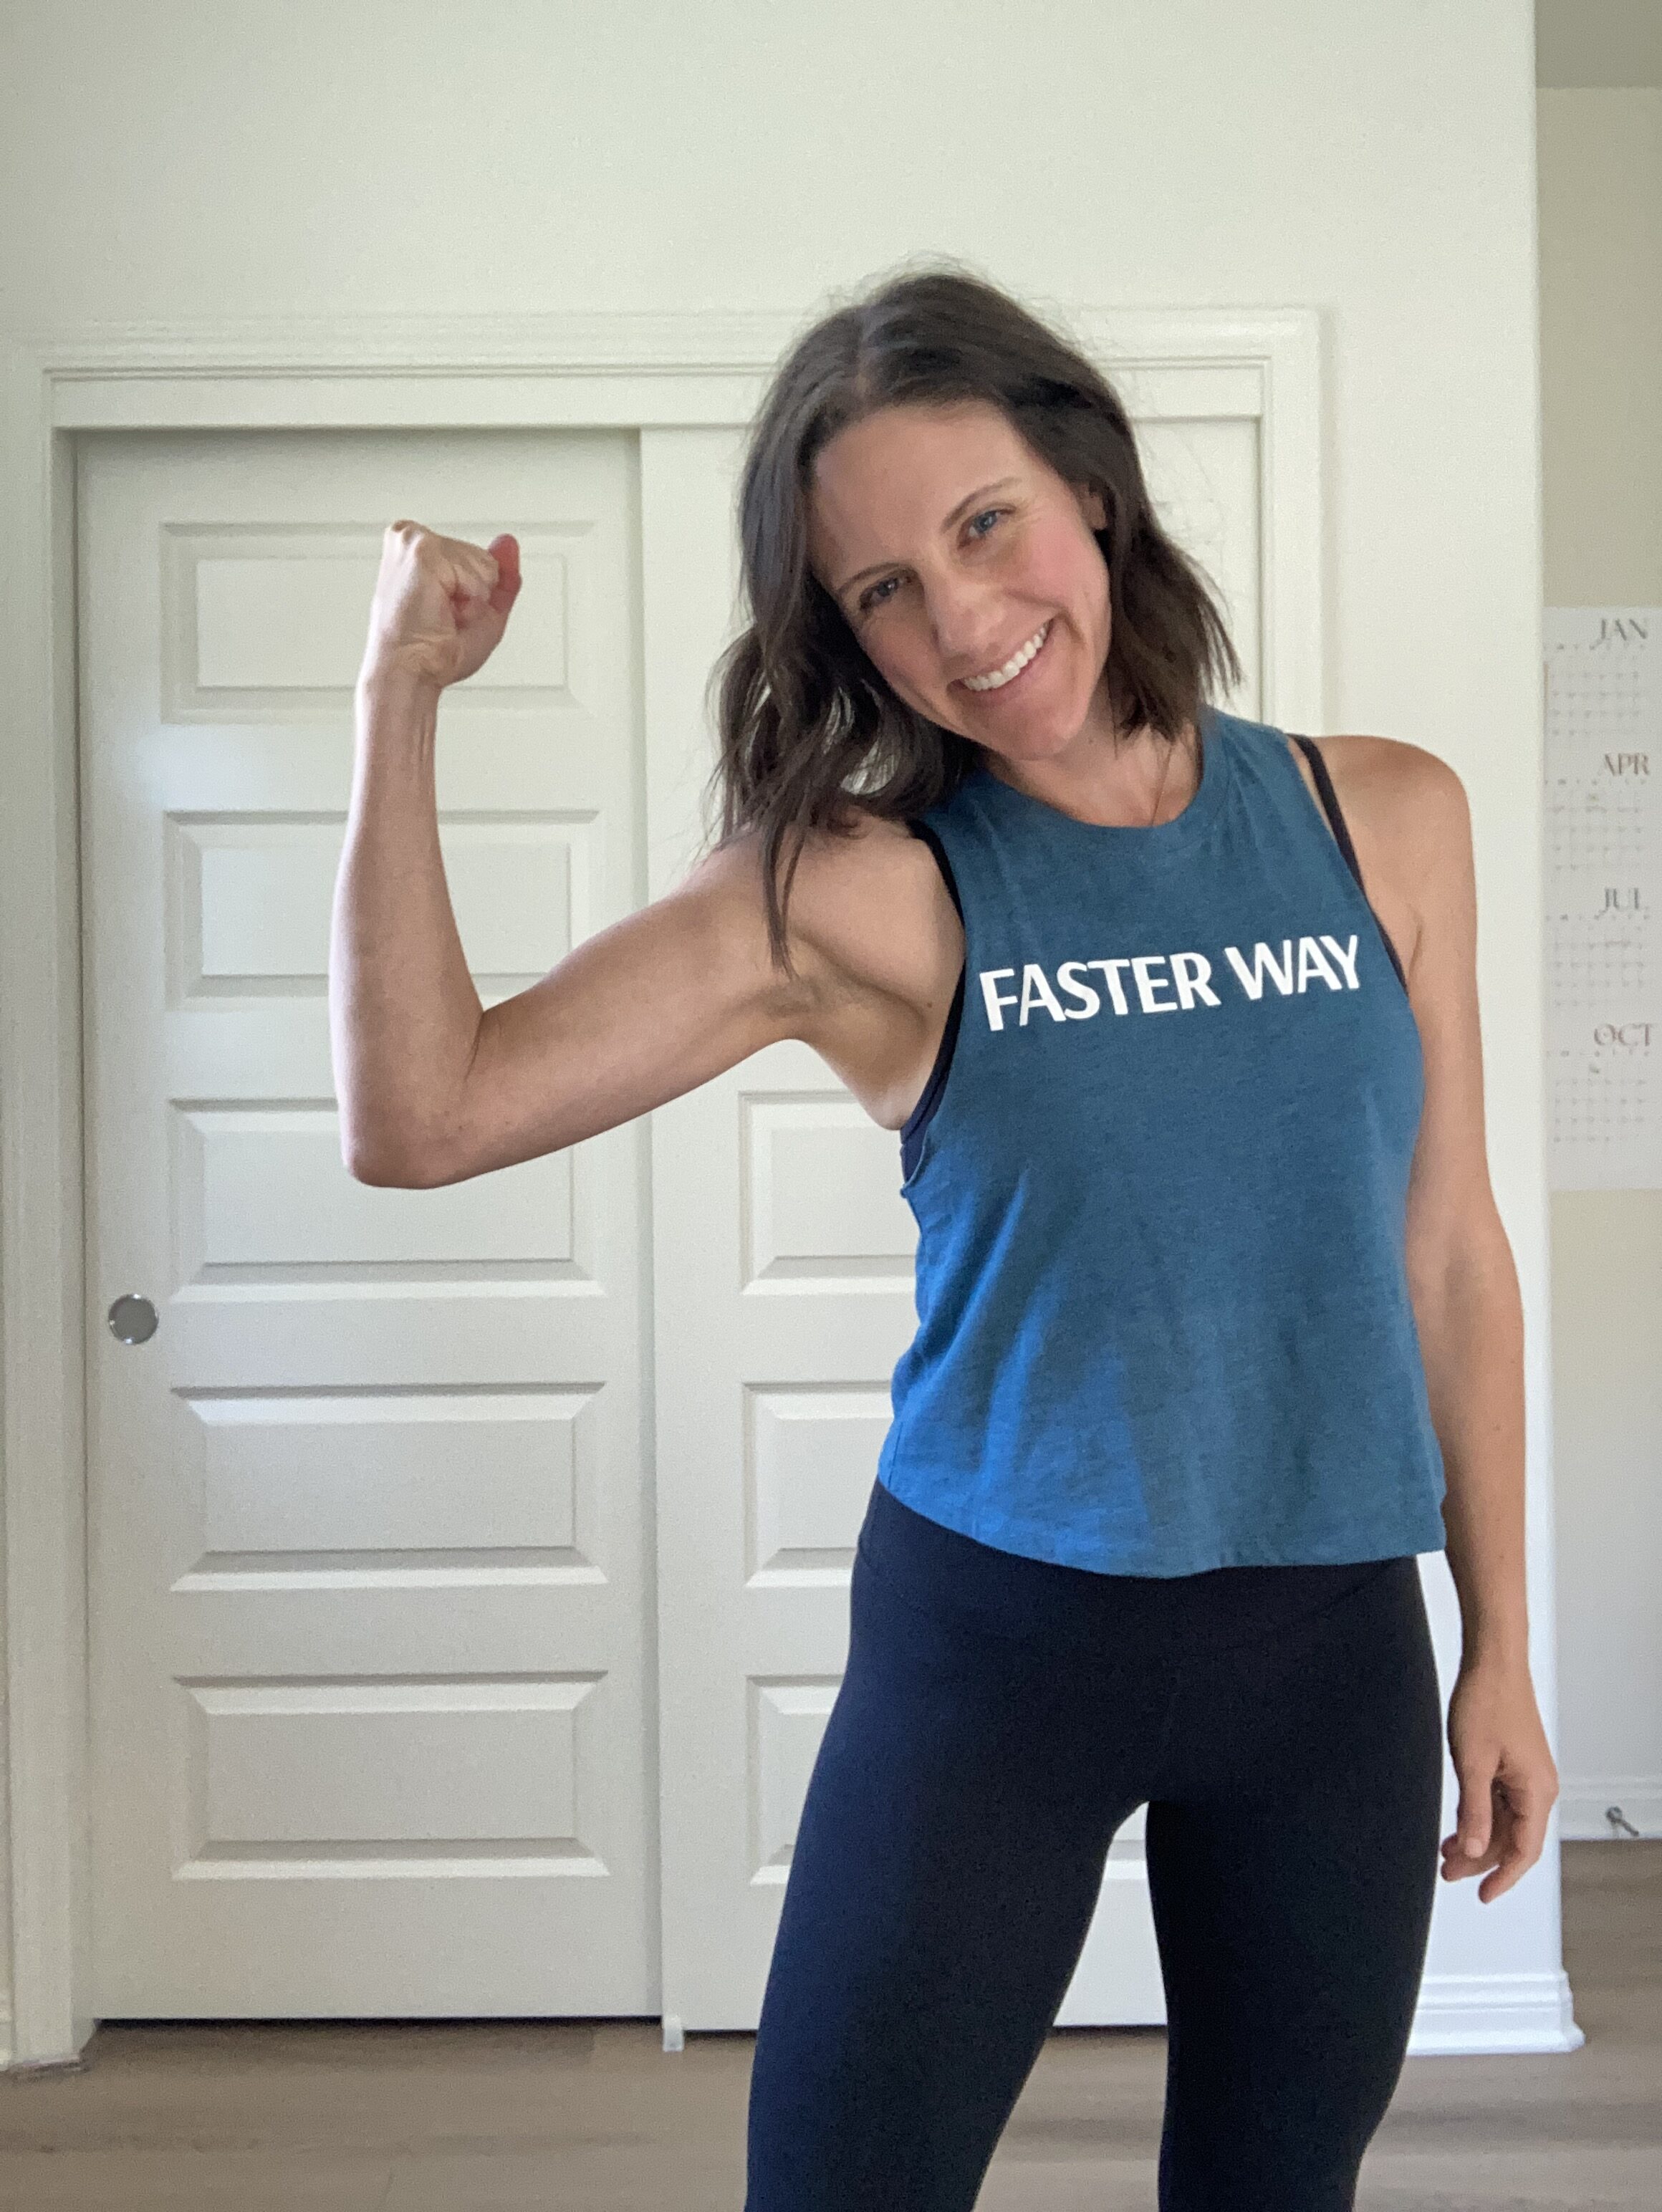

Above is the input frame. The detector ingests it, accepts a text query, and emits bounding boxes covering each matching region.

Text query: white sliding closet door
[81,426,656,2015]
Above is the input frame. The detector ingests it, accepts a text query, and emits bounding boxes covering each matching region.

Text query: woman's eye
[857,511,1005,614]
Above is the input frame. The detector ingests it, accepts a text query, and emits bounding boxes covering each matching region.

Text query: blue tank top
[875,704,1447,1577]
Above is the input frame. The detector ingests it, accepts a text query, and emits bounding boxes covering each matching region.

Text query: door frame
[0,304,1322,2065]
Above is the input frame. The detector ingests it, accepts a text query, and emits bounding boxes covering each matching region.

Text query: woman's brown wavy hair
[703,258,1243,976]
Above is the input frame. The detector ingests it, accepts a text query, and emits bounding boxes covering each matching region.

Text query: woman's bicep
[414,842,822,1184]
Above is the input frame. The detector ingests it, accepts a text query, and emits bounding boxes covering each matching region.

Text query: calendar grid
[1544,607,1661,1190]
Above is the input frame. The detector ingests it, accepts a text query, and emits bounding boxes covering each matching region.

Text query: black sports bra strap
[1289,734,1409,994]
[906,817,964,919]
[1292,735,1362,880]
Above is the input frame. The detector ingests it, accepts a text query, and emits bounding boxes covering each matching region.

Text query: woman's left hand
[1439,1656,1559,1903]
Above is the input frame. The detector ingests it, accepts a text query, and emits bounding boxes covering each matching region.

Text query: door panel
[82,428,655,2015]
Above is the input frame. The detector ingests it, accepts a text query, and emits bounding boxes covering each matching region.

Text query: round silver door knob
[107,1293,158,1345]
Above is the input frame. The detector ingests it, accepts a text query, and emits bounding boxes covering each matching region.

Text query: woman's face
[807,398,1115,769]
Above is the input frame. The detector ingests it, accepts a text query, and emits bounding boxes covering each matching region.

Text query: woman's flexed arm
[329,521,827,1188]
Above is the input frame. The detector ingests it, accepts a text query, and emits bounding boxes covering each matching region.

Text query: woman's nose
[926,586,1005,673]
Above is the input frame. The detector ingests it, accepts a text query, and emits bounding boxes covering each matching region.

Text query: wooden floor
[0,1840,1653,2210]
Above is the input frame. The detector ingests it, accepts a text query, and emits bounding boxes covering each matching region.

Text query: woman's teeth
[962,620,1051,692]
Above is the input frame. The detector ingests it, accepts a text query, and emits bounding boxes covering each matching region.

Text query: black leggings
[744,1478,1444,2211]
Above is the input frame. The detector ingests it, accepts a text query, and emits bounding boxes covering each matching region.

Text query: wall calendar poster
[1544,607,1661,1191]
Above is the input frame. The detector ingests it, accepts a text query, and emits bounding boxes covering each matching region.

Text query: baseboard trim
[1409,1968,1584,2054]
[1559,1780,1659,1839]
[0,1976,1588,2069]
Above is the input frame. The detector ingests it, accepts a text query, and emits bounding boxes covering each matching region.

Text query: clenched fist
[359,521,523,693]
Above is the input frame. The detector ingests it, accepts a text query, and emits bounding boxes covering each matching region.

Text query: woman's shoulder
[1300,734,1463,858]
[714,802,962,1024]
[1294,734,1466,986]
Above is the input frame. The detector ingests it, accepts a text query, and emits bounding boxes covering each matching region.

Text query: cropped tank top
[874,706,1448,1577]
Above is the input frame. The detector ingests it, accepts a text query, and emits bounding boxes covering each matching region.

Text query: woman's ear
[1072,479,1108,532]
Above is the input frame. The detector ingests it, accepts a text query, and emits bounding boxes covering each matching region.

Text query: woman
[332,264,1558,2211]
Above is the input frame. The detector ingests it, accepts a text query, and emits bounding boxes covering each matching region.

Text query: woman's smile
[957,617,1053,698]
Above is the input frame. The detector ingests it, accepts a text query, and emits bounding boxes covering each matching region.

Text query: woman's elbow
[339,1118,451,1188]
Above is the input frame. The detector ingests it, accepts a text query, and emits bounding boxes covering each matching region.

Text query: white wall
[0,0,1558,2032]
[1538,82,1662,1836]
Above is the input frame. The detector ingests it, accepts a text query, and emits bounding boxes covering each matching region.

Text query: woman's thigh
[1144,1557,1444,2212]
[744,1542,1166,2212]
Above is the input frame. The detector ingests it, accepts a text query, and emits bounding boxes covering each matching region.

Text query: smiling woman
[681,261,1551,2212]
[329,252,1550,2212]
